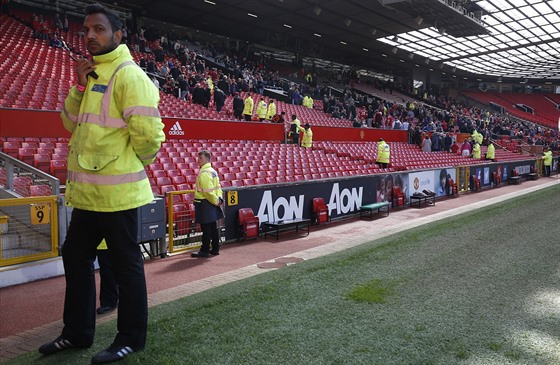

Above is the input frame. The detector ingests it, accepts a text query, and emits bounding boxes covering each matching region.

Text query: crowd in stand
[4,5,559,155]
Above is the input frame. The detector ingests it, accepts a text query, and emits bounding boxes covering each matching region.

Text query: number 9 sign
[30,203,51,225]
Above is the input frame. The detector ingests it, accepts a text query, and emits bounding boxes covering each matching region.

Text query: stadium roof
[117,0,560,83]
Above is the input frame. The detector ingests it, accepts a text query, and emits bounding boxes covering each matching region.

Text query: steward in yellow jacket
[302,95,314,109]
[376,138,390,168]
[255,98,267,121]
[543,148,553,177]
[192,150,224,257]
[472,142,481,159]
[242,93,254,121]
[266,100,276,121]
[485,142,495,160]
[45,5,164,360]
[472,130,483,145]
[61,44,165,212]
[298,123,313,148]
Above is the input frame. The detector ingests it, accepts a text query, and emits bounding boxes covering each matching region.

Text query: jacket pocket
[77,154,118,171]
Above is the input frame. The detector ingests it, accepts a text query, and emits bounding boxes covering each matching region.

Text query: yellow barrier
[457,166,469,192]
[165,189,202,254]
[0,196,59,266]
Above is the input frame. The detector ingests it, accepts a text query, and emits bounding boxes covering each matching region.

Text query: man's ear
[113,30,123,44]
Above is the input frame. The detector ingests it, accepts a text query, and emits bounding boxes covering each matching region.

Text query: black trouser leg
[200,223,212,253]
[200,221,220,253]
[97,249,119,308]
[61,208,147,350]
[61,209,100,346]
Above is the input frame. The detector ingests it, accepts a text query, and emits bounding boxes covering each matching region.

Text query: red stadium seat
[29,184,53,196]
[391,186,405,208]
[33,154,51,173]
[13,176,33,196]
[312,197,329,224]
[237,207,259,240]
[50,160,67,184]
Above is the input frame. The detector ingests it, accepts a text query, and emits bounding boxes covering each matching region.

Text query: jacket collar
[92,44,131,64]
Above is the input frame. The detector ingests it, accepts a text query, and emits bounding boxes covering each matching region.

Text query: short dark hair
[198,150,211,161]
[85,3,123,32]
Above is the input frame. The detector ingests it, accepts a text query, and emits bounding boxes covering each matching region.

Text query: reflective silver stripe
[124,105,161,119]
[63,107,78,123]
[99,60,136,127]
[67,169,147,185]
[80,113,128,128]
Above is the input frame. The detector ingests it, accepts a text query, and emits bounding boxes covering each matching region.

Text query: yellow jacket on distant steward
[243,96,254,116]
[473,143,481,159]
[376,141,390,164]
[61,45,165,212]
[543,150,552,166]
[266,102,276,120]
[486,143,495,159]
[298,126,313,148]
[195,163,223,206]
[256,100,267,119]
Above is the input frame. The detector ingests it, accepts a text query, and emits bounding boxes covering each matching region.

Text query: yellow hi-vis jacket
[472,130,483,145]
[376,141,390,164]
[242,96,254,116]
[486,143,495,159]
[473,143,481,159]
[266,102,276,120]
[298,126,313,148]
[543,150,552,166]
[194,163,223,205]
[61,44,165,212]
[256,100,267,119]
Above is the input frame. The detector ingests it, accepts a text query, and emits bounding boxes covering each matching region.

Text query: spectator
[460,139,472,157]
[151,75,159,90]
[444,133,453,152]
[213,87,226,112]
[271,111,286,124]
[289,115,301,145]
[421,134,432,152]
[232,92,243,120]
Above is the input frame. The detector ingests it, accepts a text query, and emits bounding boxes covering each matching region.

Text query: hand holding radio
[74,57,98,86]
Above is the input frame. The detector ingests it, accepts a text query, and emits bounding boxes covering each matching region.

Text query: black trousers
[61,208,147,350]
[97,249,119,308]
[544,165,551,176]
[200,221,220,254]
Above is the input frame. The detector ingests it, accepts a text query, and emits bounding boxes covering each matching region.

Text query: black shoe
[39,336,91,355]
[210,251,220,256]
[96,306,117,315]
[91,344,135,364]
[191,251,210,257]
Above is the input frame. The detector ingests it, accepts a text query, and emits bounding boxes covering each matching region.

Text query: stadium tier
[2,137,534,198]
[462,90,558,129]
